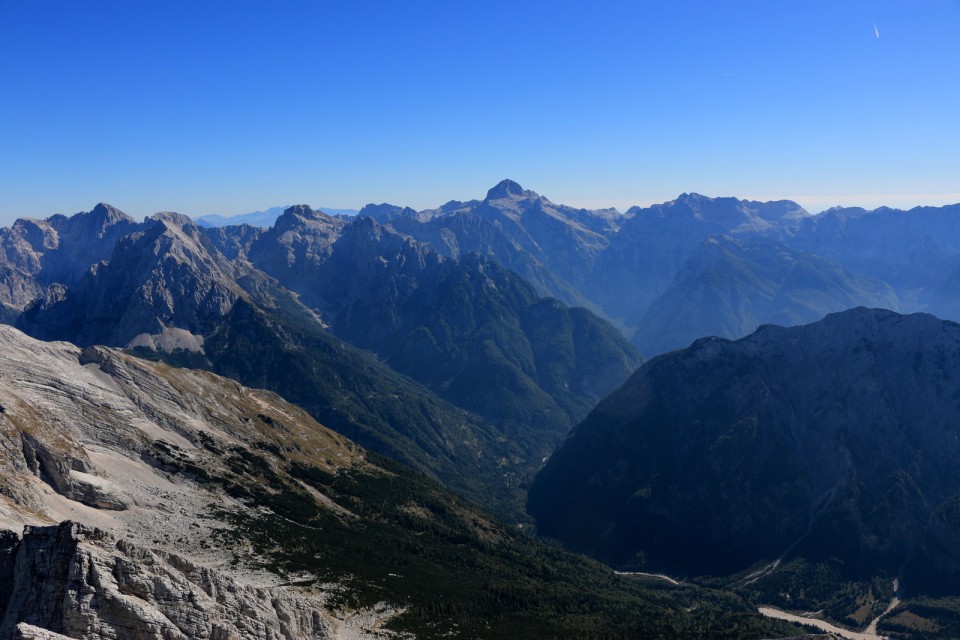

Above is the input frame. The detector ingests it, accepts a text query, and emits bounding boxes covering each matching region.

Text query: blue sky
[1,0,958,224]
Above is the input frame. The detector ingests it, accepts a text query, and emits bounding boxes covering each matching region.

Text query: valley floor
[759,580,900,640]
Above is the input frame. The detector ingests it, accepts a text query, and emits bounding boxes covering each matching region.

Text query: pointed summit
[150,211,196,227]
[272,204,320,232]
[91,202,123,218]
[88,203,136,225]
[485,179,529,201]
[284,204,319,218]
[268,204,346,237]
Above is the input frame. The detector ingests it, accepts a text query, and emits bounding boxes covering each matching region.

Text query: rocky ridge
[0,522,336,640]
[361,180,623,313]
[0,323,392,639]
[0,204,136,314]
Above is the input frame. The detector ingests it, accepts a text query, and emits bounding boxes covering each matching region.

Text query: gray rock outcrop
[0,522,332,640]
[0,324,390,640]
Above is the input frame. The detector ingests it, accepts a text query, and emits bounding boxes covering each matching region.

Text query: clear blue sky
[1,0,958,224]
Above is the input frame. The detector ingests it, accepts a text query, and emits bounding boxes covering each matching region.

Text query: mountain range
[3,199,640,521]
[361,181,960,356]
[10,183,960,362]
[4,182,960,638]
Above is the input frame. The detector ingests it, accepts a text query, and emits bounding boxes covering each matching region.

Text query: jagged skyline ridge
[8,178,960,232]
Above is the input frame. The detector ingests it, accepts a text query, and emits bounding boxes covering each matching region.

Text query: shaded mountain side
[247,208,641,452]
[0,324,799,640]
[923,256,960,322]
[18,215,243,349]
[202,221,264,261]
[199,295,534,516]
[530,308,960,595]
[370,208,597,311]
[633,235,900,355]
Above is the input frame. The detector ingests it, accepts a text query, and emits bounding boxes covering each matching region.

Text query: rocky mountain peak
[88,203,135,226]
[270,204,341,234]
[284,204,320,219]
[674,192,707,205]
[485,179,536,201]
[149,211,195,228]
[358,203,419,222]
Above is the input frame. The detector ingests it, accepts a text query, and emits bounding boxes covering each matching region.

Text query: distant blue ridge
[197,206,359,228]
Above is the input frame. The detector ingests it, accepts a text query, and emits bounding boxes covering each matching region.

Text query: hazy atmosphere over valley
[1,2,959,639]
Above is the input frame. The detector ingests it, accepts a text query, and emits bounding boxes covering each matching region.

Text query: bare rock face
[17,217,243,349]
[247,205,348,288]
[19,434,129,511]
[13,624,74,640]
[0,205,137,312]
[0,522,332,640]
[0,324,387,640]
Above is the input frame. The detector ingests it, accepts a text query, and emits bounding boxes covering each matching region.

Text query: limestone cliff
[0,523,333,640]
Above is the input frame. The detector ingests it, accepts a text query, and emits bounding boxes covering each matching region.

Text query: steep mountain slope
[14,213,531,519]
[633,236,900,355]
[530,308,960,596]
[0,325,794,639]
[247,207,641,454]
[0,325,367,639]
[200,295,532,516]
[11,206,641,516]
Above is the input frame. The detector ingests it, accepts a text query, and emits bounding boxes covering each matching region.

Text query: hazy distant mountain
[787,203,960,287]
[363,185,876,349]
[196,205,358,228]
[587,193,809,330]
[530,308,960,594]
[632,235,900,355]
